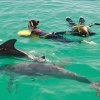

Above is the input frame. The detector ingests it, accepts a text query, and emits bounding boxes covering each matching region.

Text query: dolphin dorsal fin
[1,39,17,49]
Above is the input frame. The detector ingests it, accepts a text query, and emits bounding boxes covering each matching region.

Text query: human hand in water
[83,40,96,45]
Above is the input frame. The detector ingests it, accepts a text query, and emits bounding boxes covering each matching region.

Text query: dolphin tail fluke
[31,56,46,63]
[91,82,100,97]
[37,56,46,62]
[41,56,45,59]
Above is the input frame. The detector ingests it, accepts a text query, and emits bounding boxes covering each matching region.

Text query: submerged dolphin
[0,39,45,62]
[3,62,100,96]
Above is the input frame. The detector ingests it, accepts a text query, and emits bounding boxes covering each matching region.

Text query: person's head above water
[28,20,39,30]
[78,25,89,36]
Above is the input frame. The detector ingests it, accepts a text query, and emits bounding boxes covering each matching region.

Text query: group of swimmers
[27,16,99,44]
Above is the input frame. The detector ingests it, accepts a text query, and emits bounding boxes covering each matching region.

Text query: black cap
[29,20,39,27]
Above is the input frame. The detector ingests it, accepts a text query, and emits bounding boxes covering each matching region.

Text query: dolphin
[0,39,45,62]
[2,62,100,96]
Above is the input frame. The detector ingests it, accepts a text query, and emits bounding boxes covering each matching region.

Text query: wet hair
[28,20,39,28]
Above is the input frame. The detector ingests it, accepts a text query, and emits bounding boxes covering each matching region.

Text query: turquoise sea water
[0,0,100,100]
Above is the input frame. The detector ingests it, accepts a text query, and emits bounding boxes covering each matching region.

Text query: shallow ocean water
[0,0,100,100]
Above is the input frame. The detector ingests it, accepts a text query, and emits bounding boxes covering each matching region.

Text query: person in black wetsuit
[66,16,96,37]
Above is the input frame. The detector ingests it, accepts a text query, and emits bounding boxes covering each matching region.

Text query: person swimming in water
[28,20,68,38]
[28,19,78,43]
[66,16,96,37]
[28,19,96,45]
